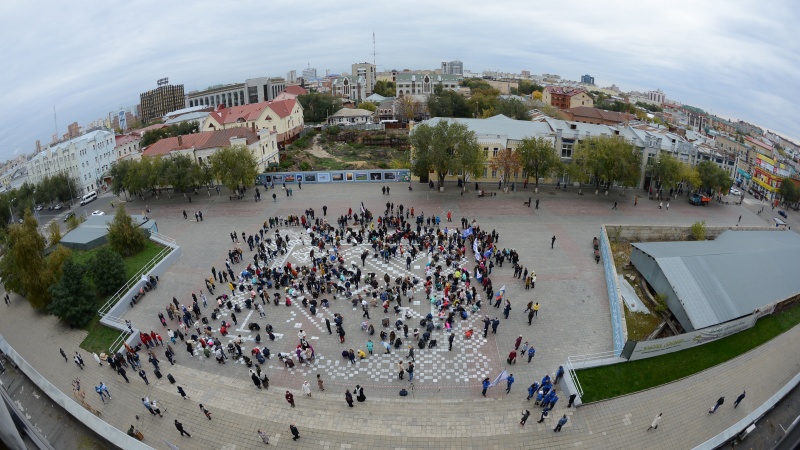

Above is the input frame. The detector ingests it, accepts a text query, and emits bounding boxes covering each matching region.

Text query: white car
[729,187,742,196]
[91,210,105,216]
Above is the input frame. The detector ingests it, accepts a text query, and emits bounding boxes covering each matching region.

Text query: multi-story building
[395,73,460,97]
[563,107,634,125]
[139,83,185,123]
[202,98,304,145]
[648,90,666,104]
[331,75,367,102]
[581,74,595,85]
[542,86,594,109]
[115,133,142,161]
[141,128,278,173]
[351,63,376,95]
[186,78,286,109]
[302,67,318,80]
[287,70,297,84]
[26,129,116,195]
[441,60,464,76]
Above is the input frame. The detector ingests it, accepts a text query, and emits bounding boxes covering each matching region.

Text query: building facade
[581,74,595,85]
[26,129,116,194]
[186,78,286,109]
[287,70,297,83]
[331,76,367,102]
[115,133,142,161]
[327,108,375,125]
[648,90,666,104]
[441,60,464,76]
[542,86,594,109]
[351,63,376,95]
[395,73,460,97]
[202,99,304,145]
[139,84,185,123]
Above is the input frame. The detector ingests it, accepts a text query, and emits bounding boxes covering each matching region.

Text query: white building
[27,129,116,194]
[186,77,286,108]
[441,60,464,76]
[351,63,376,95]
[331,76,367,102]
[327,108,375,126]
[648,90,666,104]
[395,73,460,97]
[287,70,297,83]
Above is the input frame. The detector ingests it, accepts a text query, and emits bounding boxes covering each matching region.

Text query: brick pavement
[0,183,794,449]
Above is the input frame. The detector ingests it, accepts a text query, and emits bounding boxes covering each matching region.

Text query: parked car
[63,211,75,222]
[729,187,741,196]
[53,203,62,210]
[779,210,788,219]
[91,210,104,216]
[689,194,711,206]
[35,204,43,211]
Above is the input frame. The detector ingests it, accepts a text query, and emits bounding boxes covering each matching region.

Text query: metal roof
[632,230,800,329]
[419,115,554,142]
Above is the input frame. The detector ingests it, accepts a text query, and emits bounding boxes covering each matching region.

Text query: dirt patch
[306,136,336,159]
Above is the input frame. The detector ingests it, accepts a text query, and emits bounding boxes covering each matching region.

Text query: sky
[2,0,799,161]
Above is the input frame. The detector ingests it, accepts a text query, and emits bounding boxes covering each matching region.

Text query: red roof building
[202,99,304,145]
[563,107,635,125]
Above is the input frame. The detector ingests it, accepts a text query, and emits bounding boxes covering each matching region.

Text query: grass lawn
[78,240,167,353]
[576,300,800,403]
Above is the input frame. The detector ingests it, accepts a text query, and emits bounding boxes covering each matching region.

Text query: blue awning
[737,168,752,179]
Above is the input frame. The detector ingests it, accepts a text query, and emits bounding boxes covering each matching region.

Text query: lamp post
[8,198,15,224]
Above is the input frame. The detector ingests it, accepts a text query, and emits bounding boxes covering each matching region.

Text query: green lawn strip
[79,240,167,353]
[577,301,800,403]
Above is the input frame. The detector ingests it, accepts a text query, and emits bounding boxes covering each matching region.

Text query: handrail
[97,235,176,318]
[566,350,619,398]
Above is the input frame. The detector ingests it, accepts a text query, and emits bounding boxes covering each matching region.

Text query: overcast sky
[2,0,798,161]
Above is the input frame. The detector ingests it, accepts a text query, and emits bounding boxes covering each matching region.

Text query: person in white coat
[647,413,662,431]
[302,380,312,397]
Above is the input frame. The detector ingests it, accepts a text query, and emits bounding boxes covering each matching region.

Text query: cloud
[1,0,798,160]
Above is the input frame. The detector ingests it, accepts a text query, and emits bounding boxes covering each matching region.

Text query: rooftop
[142,128,260,157]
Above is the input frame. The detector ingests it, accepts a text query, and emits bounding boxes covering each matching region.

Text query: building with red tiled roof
[202,99,303,145]
[141,128,278,172]
[115,134,142,161]
[283,85,307,96]
[563,107,635,125]
[542,86,594,109]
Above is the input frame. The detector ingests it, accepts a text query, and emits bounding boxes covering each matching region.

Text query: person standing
[138,369,149,385]
[448,332,455,351]
[551,236,556,249]
[407,361,415,382]
[528,308,534,325]
[142,398,156,415]
[74,352,85,370]
[612,201,617,210]
[257,429,270,445]
[302,381,312,397]
[734,391,746,408]
[554,414,568,432]
[397,361,405,380]
[345,389,354,407]
[60,348,68,362]
[117,366,129,383]
[520,409,531,427]
[174,419,191,437]
[709,396,725,414]
[506,374,515,394]
[533,302,540,317]
[481,377,490,397]
[199,403,212,420]
[317,374,325,391]
[285,390,295,408]
[555,366,565,384]
[537,409,549,423]
[149,399,163,417]
[567,393,577,408]
[290,424,300,441]
[325,318,332,335]
[647,413,662,431]
[527,347,536,363]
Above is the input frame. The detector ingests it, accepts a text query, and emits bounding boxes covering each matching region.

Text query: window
[561,143,573,158]
[482,168,488,177]
[491,169,498,178]
[493,148,499,157]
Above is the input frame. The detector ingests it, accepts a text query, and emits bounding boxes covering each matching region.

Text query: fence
[600,226,627,355]
[565,350,623,399]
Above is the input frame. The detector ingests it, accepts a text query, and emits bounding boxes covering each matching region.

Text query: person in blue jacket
[481,378,490,397]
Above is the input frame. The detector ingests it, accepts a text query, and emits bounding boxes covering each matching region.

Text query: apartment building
[202,98,304,145]
[542,86,594,109]
[186,77,287,109]
[140,84,185,123]
[26,129,116,194]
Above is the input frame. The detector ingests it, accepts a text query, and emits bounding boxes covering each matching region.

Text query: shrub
[691,220,706,241]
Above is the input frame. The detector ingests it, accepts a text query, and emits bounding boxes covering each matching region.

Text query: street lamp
[8,198,15,224]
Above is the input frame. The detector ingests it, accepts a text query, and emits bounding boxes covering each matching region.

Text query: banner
[489,369,509,388]
[473,238,480,261]
[462,227,473,239]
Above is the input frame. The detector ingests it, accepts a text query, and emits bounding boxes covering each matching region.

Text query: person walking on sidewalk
[647,413,662,430]
[554,414,568,432]
[481,378,490,397]
[142,398,156,416]
[138,369,149,385]
[285,390,295,407]
[734,391,746,408]
[506,374,515,394]
[60,348,68,362]
[177,386,188,399]
[302,381,312,397]
[257,429,270,445]
[537,409,549,423]
[345,389,354,407]
[317,374,325,391]
[174,420,191,437]
[709,396,725,414]
[74,352,85,370]
[290,424,300,441]
[520,409,530,427]
[199,403,212,420]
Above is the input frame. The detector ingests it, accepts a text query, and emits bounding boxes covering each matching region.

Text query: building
[114,133,142,161]
[142,127,278,172]
[351,63,376,95]
[287,70,297,83]
[331,76,367,102]
[542,86,594,109]
[139,83,185,123]
[631,230,800,332]
[580,74,595,85]
[395,73,460,97]
[648,90,666,104]
[327,108,375,126]
[302,66,317,79]
[441,60,464,76]
[563,107,635,125]
[186,77,287,109]
[26,129,116,195]
[67,122,81,139]
[202,98,304,145]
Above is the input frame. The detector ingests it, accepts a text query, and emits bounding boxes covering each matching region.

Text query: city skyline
[1,0,798,160]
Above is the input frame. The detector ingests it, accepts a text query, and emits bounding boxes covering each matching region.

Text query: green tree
[47,220,62,245]
[426,85,470,118]
[372,80,396,97]
[517,136,561,191]
[108,159,136,197]
[680,163,701,192]
[358,101,378,112]
[573,135,642,192]
[65,214,82,231]
[516,80,544,95]
[494,98,530,121]
[409,120,485,188]
[88,246,127,296]
[162,154,196,196]
[48,245,72,281]
[696,160,733,194]
[779,180,800,205]
[209,145,259,192]
[650,153,682,192]
[107,204,146,257]
[49,258,95,328]
[298,93,342,123]
[0,210,53,309]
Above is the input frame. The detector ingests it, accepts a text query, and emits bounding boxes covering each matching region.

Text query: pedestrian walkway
[1,183,795,448]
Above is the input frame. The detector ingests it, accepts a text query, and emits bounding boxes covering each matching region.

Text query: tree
[489,149,522,188]
[679,163,701,193]
[650,153,682,192]
[47,220,62,245]
[409,120,485,188]
[107,204,146,257]
[426,85,470,118]
[298,93,342,123]
[396,96,422,122]
[209,145,260,192]
[140,122,199,147]
[517,136,561,192]
[162,154,196,195]
[696,160,732,194]
[494,98,530,121]
[49,258,95,328]
[358,101,378,112]
[108,159,136,197]
[66,214,83,231]
[0,210,53,309]
[88,246,127,296]
[779,180,800,205]
[48,245,72,281]
[372,80,396,97]
[572,135,641,193]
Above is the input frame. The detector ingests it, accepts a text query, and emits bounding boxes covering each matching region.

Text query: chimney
[178,135,183,146]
